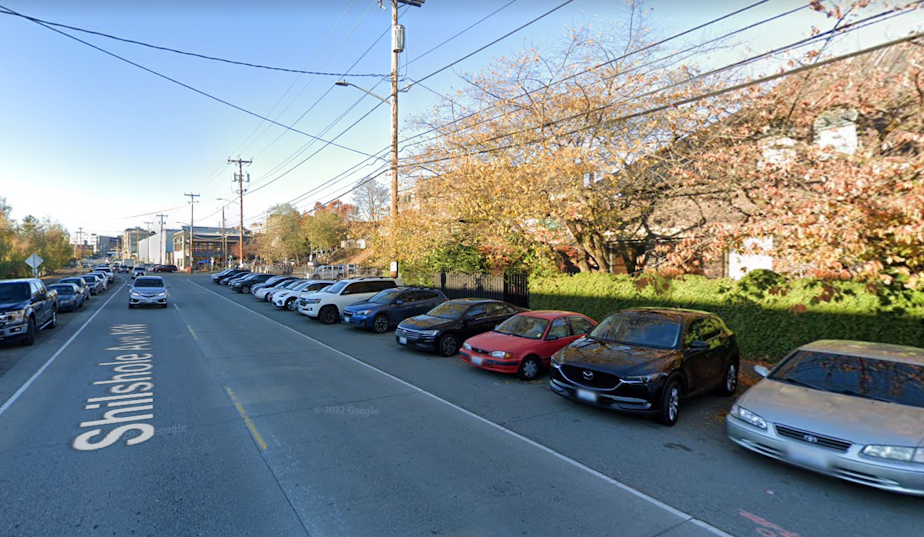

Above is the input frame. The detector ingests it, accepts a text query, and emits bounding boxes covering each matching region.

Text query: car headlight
[729,403,767,430]
[621,373,667,384]
[862,445,924,464]
[4,310,25,322]
[157,292,166,298]
[418,330,439,337]
[463,342,472,350]
[131,292,141,298]
[354,309,372,316]
[490,350,513,359]
[304,298,321,304]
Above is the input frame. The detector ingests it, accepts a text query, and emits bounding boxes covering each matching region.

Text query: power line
[0,7,388,77]
[412,0,576,86]
[407,31,924,170]
[0,3,384,162]
[405,0,518,67]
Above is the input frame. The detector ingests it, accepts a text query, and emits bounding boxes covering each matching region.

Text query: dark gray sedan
[727,339,924,496]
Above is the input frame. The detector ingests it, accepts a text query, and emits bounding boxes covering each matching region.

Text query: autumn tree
[403,8,736,274]
[254,203,307,263]
[657,41,924,288]
[351,177,390,223]
[302,201,352,259]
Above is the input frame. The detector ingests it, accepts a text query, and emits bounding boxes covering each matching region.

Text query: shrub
[530,273,924,363]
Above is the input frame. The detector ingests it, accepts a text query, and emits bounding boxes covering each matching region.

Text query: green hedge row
[529,271,924,363]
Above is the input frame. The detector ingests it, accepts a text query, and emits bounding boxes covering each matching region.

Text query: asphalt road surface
[0,273,920,537]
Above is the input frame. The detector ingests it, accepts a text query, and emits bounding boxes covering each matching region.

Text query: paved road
[0,273,920,536]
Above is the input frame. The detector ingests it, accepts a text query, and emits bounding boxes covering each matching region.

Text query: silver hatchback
[129,276,169,308]
[727,340,924,496]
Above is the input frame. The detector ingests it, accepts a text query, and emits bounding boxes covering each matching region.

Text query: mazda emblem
[803,435,818,443]
[582,370,594,380]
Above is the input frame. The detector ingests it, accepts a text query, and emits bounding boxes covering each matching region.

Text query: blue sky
[1,0,919,241]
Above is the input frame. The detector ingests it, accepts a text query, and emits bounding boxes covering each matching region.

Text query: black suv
[0,279,58,346]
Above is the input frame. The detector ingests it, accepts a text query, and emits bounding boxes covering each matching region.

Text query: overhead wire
[0,7,387,77]
[0,4,384,161]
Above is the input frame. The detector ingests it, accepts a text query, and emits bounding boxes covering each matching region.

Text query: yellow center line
[225,386,267,451]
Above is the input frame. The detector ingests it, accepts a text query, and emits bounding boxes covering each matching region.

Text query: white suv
[297,277,400,324]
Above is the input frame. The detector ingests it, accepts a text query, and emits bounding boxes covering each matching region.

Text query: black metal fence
[432,272,530,308]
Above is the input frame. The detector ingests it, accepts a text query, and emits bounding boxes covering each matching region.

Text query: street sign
[25,253,44,277]
[25,254,44,269]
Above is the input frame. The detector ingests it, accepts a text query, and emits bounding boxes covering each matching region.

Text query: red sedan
[460,311,597,380]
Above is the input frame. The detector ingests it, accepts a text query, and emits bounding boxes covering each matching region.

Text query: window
[547,319,571,339]
[568,316,594,335]
[466,305,489,319]
[484,303,510,317]
[684,319,706,346]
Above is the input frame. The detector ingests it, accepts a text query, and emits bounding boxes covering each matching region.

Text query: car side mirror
[754,365,770,377]
[37,292,47,300]
[394,300,404,306]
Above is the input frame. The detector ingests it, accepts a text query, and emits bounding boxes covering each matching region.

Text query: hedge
[529,271,924,363]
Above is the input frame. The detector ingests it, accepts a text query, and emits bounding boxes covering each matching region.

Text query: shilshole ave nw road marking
[0,278,127,419]
[189,279,736,537]
[73,323,157,451]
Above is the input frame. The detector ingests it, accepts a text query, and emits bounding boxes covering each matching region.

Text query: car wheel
[285,298,297,311]
[717,360,739,396]
[242,285,251,294]
[656,377,683,426]
[372,314,389,334]
[517,355,541,381]
[320,305,339,325]
[20,317,36,346]
[48,309,57,329]
[438,333,459,357]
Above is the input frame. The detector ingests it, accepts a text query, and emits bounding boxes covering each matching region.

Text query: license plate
[399,337,407,345]
[577,389,597,403]
[788,445,829,469]
[471,357,483,366]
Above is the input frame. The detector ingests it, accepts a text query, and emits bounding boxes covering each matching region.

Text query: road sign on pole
[25,254,44,277]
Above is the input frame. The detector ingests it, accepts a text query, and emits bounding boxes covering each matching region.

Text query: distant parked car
[81,274,104,295]
[279,281,336,310]
[87,272,109,291]
[47,283,85,312]
[727,340,924,497]
[213,268,248,283]
[550,307,739,426]
[58,277,91,301]
[231,273,275,293]
[151,264,178,273]
[129,276,169,309]
[251,275,298,296]
[395,298,526,357]
[297,277,400,324]
[461,311,597,381]
[342,287,448,334]
[259,279,305,302]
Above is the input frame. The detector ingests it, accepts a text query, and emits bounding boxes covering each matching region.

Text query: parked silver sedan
[727,340,924,496]
[128,276,169,309]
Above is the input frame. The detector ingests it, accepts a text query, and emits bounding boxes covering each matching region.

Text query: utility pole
[76,227,83,261]
[156,214,167,265]
[221,205,226,268]
[184,193,200,271]
[228,158,251,268]
[143,221,153,263]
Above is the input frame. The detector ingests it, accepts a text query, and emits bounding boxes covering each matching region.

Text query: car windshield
[134,278,165,288]
[370,289,402,304]
[0,282,30,301]
[83,275,98,282]
[49,285,75,295]
[770,350,924,409]
[288,281,311,291]
[426,302,470,320]
[495,315,550,339]
[60,279,82,286]
[588,312,682,349]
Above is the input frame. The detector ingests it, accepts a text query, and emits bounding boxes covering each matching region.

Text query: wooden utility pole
[156,214,167,264]
[228,158,251,268]
[184,193,199,271]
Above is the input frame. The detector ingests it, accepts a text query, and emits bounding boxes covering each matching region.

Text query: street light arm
[335,80,390,103]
